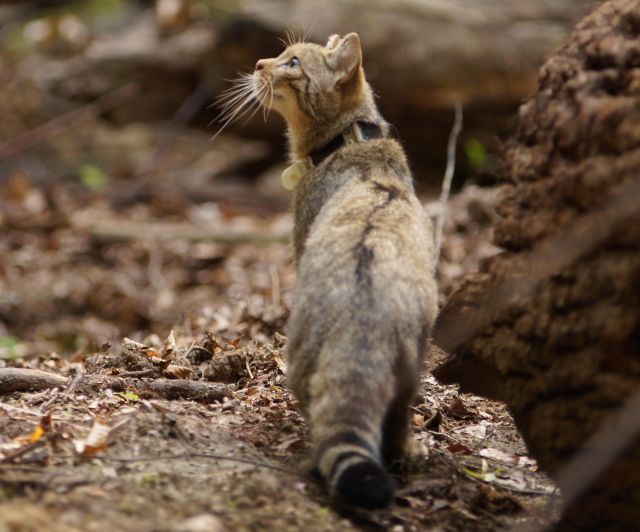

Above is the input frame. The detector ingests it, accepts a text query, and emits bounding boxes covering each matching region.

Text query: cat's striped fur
[250,33,438,508]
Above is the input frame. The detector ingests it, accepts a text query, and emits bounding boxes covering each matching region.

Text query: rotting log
[433,0,640,529]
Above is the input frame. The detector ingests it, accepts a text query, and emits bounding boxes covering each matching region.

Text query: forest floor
[0,151,560,531]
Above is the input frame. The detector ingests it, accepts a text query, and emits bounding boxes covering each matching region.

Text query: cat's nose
[255,60,265,71]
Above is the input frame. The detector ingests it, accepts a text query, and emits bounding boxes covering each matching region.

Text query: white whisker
[209,66,279,141]
[240,94,265,126]
[207,74,255,110]
[210,74,268,140]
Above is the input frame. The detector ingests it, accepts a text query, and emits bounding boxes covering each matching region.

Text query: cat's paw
[390,437,429,474]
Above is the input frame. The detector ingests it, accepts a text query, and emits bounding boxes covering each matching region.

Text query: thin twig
[269,264,281,307]
[65,370,85,396]
[135,80,211,177]
[245,358,255,380]
[0,438,48,464]
[0,402,43,417]
[40,388,62,411]
[434,103,463,266]
[461,470,555,496]
[116,369,156,378]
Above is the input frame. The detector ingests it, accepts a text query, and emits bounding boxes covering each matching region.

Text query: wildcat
[221,32,438,508]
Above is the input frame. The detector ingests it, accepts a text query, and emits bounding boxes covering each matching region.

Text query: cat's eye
[287,57,300,68]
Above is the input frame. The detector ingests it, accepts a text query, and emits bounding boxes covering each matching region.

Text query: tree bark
[433,1,640,529]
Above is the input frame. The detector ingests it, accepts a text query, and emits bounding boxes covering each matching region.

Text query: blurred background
[0,0,590,359]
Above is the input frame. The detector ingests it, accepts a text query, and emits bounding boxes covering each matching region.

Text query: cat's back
[295,138,435,291]
[290,138,437,345]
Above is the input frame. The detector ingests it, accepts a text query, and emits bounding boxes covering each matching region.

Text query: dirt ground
[0,154,561,531]
[0,3,565,525]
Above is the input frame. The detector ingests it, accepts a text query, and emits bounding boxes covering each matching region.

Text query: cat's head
[215,32,379,157]
[253,33,366,127]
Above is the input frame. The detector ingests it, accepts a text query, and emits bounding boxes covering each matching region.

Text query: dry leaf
[149,355,170,369]
[28,413,51,443]
[448,397,474,419]
[163,364,192,379]
[162,330,176,357]
[479,447,519,465]
[28,425,45,443]
[398,495,429,509]
[412,413,425,428]
[121,337,150,355]
[74,418,111,456]
[448,441,472,454]
[272,353,287,374]
[274,436,307,452]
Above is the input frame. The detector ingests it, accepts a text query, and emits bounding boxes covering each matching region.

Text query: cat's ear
[328,32,362,84]
[326,34,341,49]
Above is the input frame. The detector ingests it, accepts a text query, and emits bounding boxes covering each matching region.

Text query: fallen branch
[0,369,68,394]
[0,438,49,465]
[77,375,233,403]
[0,369,232,403]
[144,379,232,403]
[84,221,289,244]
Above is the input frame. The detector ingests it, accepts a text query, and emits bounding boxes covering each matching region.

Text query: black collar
[308,121,386,166]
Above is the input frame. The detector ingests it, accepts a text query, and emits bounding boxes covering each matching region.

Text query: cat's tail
[321,436,395,508]
[310,355,396,508]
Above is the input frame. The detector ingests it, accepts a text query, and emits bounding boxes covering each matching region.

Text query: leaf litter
[0,60,558,531]
[1,309,559,530]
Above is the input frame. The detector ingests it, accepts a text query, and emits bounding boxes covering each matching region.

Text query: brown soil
[0,3,568,528]
[0,123,553,530]
[0,334,556,532]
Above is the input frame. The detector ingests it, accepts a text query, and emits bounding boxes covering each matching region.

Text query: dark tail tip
[334,459,395,509]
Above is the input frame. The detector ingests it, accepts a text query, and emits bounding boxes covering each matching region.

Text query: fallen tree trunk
[433,0,640,529]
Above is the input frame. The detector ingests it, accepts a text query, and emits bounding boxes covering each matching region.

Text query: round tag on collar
[281,161,309,191]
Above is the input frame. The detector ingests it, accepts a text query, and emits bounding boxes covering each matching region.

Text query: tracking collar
[281,121,386,191]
